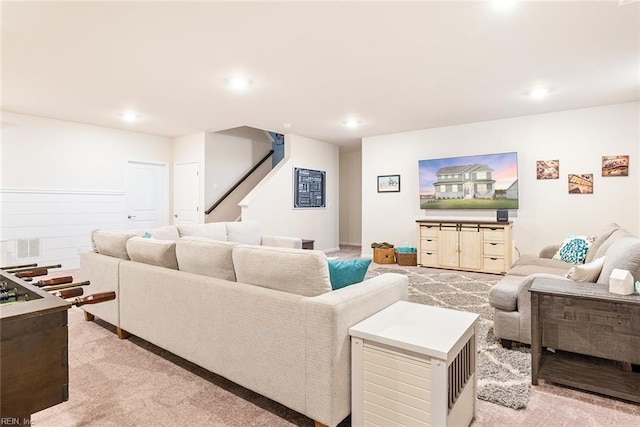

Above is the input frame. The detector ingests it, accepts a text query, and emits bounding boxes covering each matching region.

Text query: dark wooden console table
[530,277,640,403]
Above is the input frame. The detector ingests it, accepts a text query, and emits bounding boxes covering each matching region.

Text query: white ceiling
[2,1,639,150]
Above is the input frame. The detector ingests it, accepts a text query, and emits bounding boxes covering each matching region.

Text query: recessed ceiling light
[283,123,291,129]
[227,76,252,91]
[493,0,518,11]
[343,119,360,128]
[529,87,551,99]
[120,111,140,122]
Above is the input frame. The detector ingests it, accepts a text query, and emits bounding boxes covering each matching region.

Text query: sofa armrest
[517,272,571,311]
[539,244,559,259]
[80,251,123,327]
[260,235,303,249]
[303,273,408,426]
[515,272,571,343]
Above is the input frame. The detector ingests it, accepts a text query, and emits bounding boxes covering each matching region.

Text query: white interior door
[173,162,200,224]
[126,161,168,230]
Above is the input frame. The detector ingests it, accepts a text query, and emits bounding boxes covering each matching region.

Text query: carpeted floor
[31,252,640,426]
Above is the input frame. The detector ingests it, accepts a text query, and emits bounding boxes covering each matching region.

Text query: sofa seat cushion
[176,237,237,281]
[597,237,640,284]
[177,223,227,241]
[232,245,332,297]
[93,230,139,259]
[509,255,571,277]
[226,220,261,245]
[126,237,178,269]
[488,275,527,311]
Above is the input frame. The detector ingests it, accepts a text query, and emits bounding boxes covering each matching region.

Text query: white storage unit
[349,301,479,427]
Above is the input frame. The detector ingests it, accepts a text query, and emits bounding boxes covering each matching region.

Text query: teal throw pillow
[328,258,372,290]
[553,234,595,264]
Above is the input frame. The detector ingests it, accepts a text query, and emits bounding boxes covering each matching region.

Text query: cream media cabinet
[416,220,513,274]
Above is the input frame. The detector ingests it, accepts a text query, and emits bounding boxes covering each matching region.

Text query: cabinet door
[459,227,482,270]
[439,227,460,268]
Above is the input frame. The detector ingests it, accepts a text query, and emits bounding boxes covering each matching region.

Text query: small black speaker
[497,209,509,222]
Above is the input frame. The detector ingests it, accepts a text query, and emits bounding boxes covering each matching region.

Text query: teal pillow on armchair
[328,258,372,290]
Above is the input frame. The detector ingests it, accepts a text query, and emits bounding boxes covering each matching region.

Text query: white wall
[0,112,172,268]
[339,150,362,246]
[241,134,340,251]
[1,112,172,190]
[362,102,640,258]
[204,127,272,221]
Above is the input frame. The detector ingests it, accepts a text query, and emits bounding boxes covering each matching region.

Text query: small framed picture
[602,155,629,177]
[377,175,401,193]
[568,173,593,194]
[536,160,559,180]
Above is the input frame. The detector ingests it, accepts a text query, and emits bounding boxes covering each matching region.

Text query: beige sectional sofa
[489,223,640,346]
[81,222,408,427]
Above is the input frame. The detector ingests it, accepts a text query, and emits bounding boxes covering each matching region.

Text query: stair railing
[205,150,274,215]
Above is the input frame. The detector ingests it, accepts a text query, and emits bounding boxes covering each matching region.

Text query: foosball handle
[71,292,116,307]
[54,287,84,299]
[36,276,74,287]
[14,268,49,278]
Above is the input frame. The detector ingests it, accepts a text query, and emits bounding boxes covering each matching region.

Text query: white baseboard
[321,247,341,254]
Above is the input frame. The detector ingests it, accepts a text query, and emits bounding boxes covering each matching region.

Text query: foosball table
[0,263,115,425]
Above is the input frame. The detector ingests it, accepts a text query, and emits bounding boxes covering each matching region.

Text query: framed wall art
[294,167,326,208]
[536,160,559,180]
[377,175,401,193]
[568,174,593,194]
[602,155,629,177]
[418,152,518,209]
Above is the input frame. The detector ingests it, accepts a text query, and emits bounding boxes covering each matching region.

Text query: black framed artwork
[377,175,400,193]
[294,167,326,208]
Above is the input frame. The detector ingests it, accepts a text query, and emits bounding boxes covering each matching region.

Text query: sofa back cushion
[232,245,332,297]
[93,230,139,259]
[226,220,261,245]
[126,237,178,269]
[585,223,621,263]
[591,228,633,261]
[177,223,227,241]
[146,225,180,241]
[597,236,640,284]
[176,237,237,281]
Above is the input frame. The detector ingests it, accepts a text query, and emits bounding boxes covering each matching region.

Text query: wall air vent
[16,238,41,259]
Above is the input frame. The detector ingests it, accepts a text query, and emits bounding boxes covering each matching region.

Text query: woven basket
[373,247,396,264]
[395,251,417,266]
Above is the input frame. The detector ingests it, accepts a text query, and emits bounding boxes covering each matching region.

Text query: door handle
[127,215,136,220]
[174,214,178,218]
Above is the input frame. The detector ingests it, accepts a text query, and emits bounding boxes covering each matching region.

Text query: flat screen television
[419,152,518,209]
